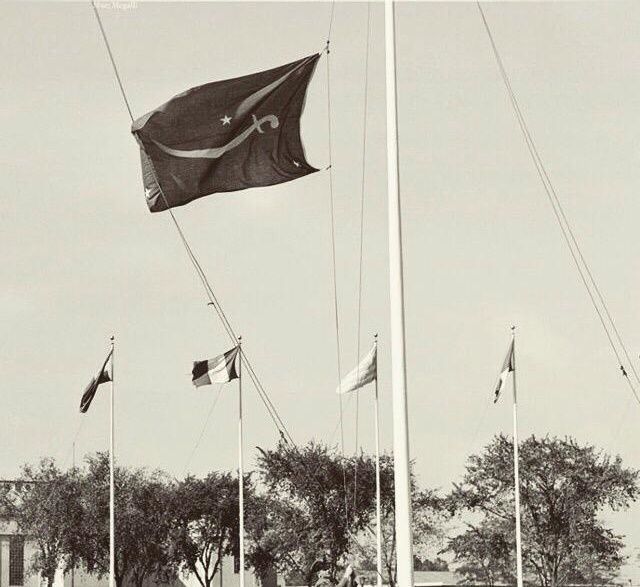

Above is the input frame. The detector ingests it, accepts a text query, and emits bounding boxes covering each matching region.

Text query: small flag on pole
[80,350,113,413]
[336,343,377,395]
[494,339,515,403]
[132,54,320,213]
[192,346,240,387]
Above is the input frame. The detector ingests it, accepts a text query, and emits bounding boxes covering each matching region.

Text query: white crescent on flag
[152,114,280,160]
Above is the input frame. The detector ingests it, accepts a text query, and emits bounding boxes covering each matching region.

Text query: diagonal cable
[476,2,640,407]
[90,1,298,443]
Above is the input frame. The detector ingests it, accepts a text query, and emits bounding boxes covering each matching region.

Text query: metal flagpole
[237,338,245,587]
[511,327,524,587]
[384,1,414,585]
[109,335,115,587]
[373,334,383,587]
[71,442,76,587]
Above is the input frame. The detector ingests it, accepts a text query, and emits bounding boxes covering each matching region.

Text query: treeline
[1,436,637,587]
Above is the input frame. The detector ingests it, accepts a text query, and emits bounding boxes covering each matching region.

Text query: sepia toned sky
[1,1,639,579]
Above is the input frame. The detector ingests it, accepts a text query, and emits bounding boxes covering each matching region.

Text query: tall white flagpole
[237,338,245,587]
[109,335,115,587]
[373,334,383,587]
[384,1,414,585]
[511,327,524,587]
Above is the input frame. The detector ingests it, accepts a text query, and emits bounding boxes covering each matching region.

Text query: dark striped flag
[494,339,515,403]
[80,350,113,413]
[132,54,320,213]
[192,346,239,387]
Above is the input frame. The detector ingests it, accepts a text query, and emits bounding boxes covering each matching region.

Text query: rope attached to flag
[183,384,224,475]
[322,0,351,535]
[353,0,373,520]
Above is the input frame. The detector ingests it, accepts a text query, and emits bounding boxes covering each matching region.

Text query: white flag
[336,344,377,394]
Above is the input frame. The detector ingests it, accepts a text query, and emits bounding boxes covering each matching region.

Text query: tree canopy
[0,459,83,587]
[448,434,639,587]
[166,472,244,587]
[256,441,448,587]
[3,434,637,587]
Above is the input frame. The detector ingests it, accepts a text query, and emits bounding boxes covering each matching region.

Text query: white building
[0,520,40,587]
[0,481,275,587]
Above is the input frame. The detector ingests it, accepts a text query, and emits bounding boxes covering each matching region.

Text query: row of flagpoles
[78,1,532,586]
[78,327,526,587]
[81,334,385,587]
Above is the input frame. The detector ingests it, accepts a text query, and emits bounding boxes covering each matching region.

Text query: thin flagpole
[237,338,245,587]
[384,0,414,584]
[373,334,383,587]
[109,335,115,587]
[511,327,524,587]
[72,442,76,587]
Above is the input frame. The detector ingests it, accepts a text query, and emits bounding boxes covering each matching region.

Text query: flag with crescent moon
[132,54,320,212]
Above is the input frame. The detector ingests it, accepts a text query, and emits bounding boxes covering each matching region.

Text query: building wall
[0,534,41,587]
[60,556,267,587]
[0,518,268,587]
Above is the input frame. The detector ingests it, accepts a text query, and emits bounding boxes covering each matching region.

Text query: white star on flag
[220,115,232,126]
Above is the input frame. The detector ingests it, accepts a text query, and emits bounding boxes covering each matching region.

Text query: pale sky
[1,0,639,580]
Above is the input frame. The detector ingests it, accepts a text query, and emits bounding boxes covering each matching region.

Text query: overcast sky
[1,0,639,579]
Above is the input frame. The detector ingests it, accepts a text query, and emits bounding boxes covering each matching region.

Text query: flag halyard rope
[323,0,351,533]
[57,417,86,470]
[184,383,224,475]
[476,2,640,408]
[91,1,133,122]
[353,0,373,520]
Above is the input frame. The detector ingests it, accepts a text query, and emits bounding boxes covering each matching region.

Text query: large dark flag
[80,349,113,413]
[132,54,320,213]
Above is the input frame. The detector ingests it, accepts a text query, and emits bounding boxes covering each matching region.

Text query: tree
[73,453,115,583]
[0,459,83,587]
[447,518,514,586]
[166,472,244,587]
[413,557,448,572]
[256,442,447,587]
[448,434,639,587]
[118,469,175,587]
[245,493,309,585]
[256,441,379,585]
[348,455,448,587]
[74,453,174,587]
